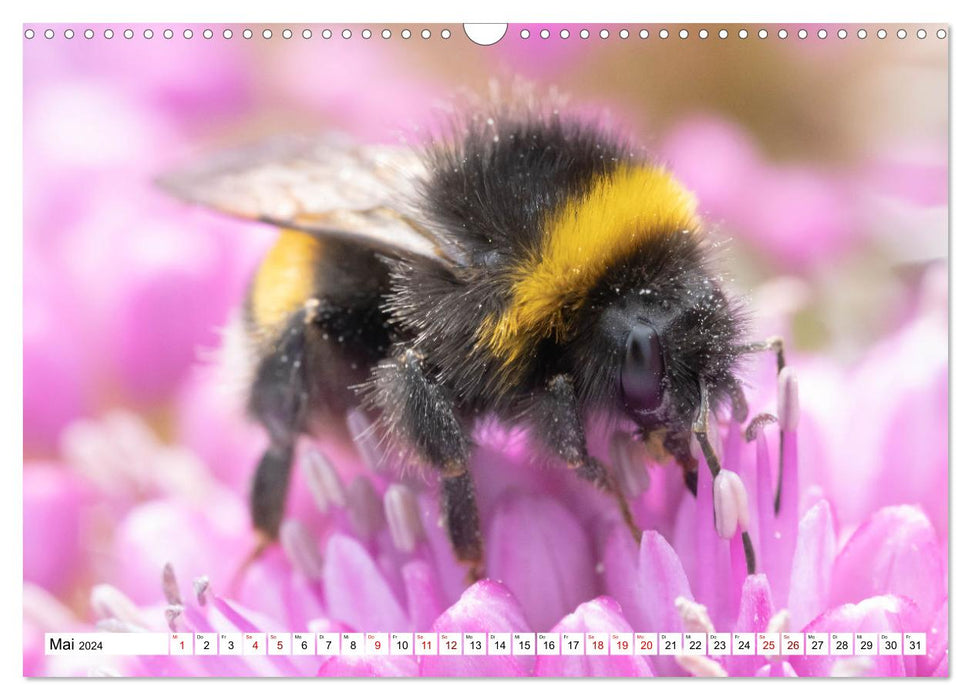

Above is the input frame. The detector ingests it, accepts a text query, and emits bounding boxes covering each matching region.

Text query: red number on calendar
[640,640,654,651]
[762,640,776,651]
[593,640,604,650]
[447,640,457,651]
[618,640,629,651]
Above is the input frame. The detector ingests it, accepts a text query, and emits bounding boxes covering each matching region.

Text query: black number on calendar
[567,640,579,650]
[203,640,210,650]
[349,640,357,650]
[495,640,507,651]
[518,639,531,650]
[543,640,555,650]
[664,640,675,650]
[884,640,898,651]
[811,640,822,650]
[301,640,308,651]
[227,640,235,650]
[689,640,702,651]
[713,640,727,651]
[860,640,873,651]
[909,640,922,651]
[738,640,751,650]
[470,640,482,651]
[836,640,849,651]
[396,640,409,651]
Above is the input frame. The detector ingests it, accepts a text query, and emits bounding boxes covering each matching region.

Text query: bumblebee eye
[621,322,665,413]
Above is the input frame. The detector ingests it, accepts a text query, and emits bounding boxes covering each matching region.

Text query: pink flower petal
[486,493,596,631]
[535,597,654,677]
[23,464,89,593]
[420,580,533,677]
[604,529,694,677]
[318,655,419,677]
[756,661,798,677]
[788,499,836,630]
[111,496,250,605]
[725,574,775,677]
[920,598,948,677]
[236,547,327,632]
[323,534,409,633]
[790,595,920,677]
[402,558,448,631]
[830,505,945,627]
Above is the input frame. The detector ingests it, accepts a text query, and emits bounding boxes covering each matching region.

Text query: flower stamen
[384,484,425,553]
[610,431,651,498]
[301,448,346,512]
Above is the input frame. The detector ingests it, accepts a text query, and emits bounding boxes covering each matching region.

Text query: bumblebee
[163,107,784,580]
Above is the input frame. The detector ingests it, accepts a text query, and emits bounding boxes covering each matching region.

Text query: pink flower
[662,116,855,270]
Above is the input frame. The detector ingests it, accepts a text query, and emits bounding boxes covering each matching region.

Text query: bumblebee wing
[158,133,464,267]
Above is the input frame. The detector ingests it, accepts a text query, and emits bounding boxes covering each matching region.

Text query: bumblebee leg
[369,348,484,582]
[737,335,788,514]
[694,379,757,574]
[245,313,310,546]
[737,335,786,373]
[533,374,642,543]
[691,379,721,479]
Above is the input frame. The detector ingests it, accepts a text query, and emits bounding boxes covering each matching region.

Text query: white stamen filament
[162,562,181,606]
[831,657,875,677]
[347,476,385,538]
[676,654,728,677]
[193,576,210,606]
[384,484,425,553]
[280,520,323,580]
[675,596,716,634]
[610,431,651,498]
[713,469,750,538]
[301,448,346,512]
[778,367,800,432]
[90,585,146,628]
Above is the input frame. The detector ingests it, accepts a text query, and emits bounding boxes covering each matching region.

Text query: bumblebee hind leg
[245,313,311,551]
[368,347,484,582]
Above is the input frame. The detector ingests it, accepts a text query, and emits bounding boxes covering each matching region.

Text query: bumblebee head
[610,278,745,436]
[566,230,746,435]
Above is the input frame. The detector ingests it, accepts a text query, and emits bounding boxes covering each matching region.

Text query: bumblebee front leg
[370,348,484,582]
[737,335,788,513]
[533,375,642,544]
[694,379,757,575]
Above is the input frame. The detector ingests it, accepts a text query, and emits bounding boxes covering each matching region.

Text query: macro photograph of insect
[23,23,947,679]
